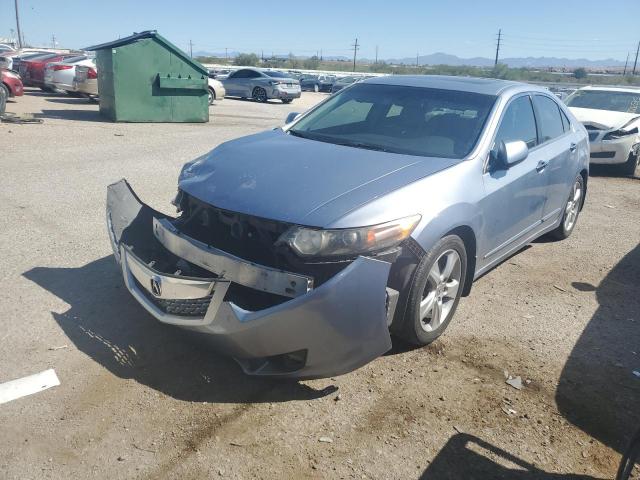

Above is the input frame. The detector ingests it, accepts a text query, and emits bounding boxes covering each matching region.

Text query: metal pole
[624,52,629,75]
[633,42,640,75]
[14,0,23,48]
[375,45,378,64]
[352,38,359,72]
[189,40,193,58]
[494,29,502,67]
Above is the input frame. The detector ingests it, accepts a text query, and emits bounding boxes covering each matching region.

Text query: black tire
[313,84,319,92]
[1,83,9,99]
[549,174,584,240]
[207,88,215,105]
[620,152,639,177]
[616,428,640,480]
[397,235,467,345]
[252,87,268,103]
[0,84,6,114]
[282,98,293,104]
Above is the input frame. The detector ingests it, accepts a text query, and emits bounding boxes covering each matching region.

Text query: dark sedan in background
[300,74,336,92]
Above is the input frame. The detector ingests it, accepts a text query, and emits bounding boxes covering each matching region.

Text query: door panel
[479,94,547,265]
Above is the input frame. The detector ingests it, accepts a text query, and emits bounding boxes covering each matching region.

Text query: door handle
[536,160,549,172]
[570,143,577,152]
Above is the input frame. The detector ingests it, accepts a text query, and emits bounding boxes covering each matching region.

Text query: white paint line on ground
[0,369,60,405]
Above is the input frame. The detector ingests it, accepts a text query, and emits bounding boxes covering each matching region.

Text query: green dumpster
[85,31,209,123]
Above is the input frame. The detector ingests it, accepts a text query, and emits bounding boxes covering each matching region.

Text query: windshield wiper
[288,129,311,139]
[332,140,390,152]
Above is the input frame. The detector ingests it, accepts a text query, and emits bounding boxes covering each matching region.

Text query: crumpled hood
[569,107,640,130]
[178,129,458,227]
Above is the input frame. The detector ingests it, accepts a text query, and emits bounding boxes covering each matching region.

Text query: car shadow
[35,109,105,122]
[45,97,93,105]
[421,433,605,479]
[589,164,639,180]
[23,256,337,403]
[556,243,640,453]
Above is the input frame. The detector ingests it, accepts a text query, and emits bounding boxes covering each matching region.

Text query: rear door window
[533,95,565,144]
[494,95,538,149]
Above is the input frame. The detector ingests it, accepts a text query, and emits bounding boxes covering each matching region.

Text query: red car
[1,68,24,98]
[19,53,80,90]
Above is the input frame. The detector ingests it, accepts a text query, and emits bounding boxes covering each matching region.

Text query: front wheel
[252,87,268,103]
[207,88,215,105]
[549,174,584,240]
[620,152,639,177]
[397,235,467,345]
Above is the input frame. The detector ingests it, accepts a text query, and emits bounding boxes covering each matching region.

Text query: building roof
[363,75,543,96]
[84,30,207,75]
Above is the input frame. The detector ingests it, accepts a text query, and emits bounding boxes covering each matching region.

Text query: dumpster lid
[84,30,207,75]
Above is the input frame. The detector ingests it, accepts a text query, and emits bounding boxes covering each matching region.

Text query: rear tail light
[53,64,73,71]
[87,68,97,79]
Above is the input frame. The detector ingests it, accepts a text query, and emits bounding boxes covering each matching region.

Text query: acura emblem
[150,276,162,297]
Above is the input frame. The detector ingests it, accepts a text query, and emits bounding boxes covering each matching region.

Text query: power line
[494,28,502,67]
[351,38,359,72]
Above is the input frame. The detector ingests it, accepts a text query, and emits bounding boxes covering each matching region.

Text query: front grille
[134,277,212,317]
[590,151,616,159]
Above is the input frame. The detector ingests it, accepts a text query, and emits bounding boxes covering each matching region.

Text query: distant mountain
[387,52,625,68]
[193,49,625,69]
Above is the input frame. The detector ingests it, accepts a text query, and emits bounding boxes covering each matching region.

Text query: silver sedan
[222,68,300,103]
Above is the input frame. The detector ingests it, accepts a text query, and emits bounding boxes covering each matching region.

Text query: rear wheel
[282,98,293,104]
[252,87,268,103]
[207,88,215,105]
[397,235,467,345]
[549,174,584,240]
[620,151,639,177]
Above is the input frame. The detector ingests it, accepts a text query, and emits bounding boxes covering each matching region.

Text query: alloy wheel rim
[255,89,266,102]
[564,179,582,232]
[419,249,462,332]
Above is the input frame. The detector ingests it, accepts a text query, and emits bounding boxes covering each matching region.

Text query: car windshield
[264,71,290,78]
[565,89,640,114]
[288,83,496,159]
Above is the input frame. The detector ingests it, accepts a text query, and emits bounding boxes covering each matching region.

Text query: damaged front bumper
[106,180,395,379]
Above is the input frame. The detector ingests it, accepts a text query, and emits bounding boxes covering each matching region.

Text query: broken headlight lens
[279,215,421,258]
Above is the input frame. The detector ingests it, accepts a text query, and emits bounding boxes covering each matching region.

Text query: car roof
[576,85,640,94]
[362,75,544,96]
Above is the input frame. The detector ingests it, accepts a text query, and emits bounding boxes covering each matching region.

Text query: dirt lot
[1,89,639,480]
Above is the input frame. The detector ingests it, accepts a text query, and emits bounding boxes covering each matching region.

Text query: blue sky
[1,0,638,61]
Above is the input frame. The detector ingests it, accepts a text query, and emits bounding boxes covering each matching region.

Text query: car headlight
[603,126,639,141]
[279,215,421,258]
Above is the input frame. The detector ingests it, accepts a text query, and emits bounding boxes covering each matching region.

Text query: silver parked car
[44,55,91,94]
[221,68,301,103]
[106,76,588,379]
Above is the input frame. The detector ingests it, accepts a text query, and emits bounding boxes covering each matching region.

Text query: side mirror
[285,112,301,124]
[495,140,528,168]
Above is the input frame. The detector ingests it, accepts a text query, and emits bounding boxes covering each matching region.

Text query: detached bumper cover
[106,179,393,378]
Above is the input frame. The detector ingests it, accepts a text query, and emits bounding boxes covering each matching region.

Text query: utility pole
[51,34,56,48]
[494,28,502,67]
[352,38,359,72]
[375,45,378,64]
[189,40,193,58]
[320,49,323,61]
[14,0,23,48]
[633,41,640,75]
[261,50,264,62]
[416,52,419,68]
[225,47,228,61]
[624,52,630,75]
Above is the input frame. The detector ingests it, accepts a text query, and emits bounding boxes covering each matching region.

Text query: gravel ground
[1,89,639,480]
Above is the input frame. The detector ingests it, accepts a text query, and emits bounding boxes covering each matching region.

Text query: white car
[207,77,225,105]
[44,55,92,94]
[74,62,98,97]
[566,86,640,176]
